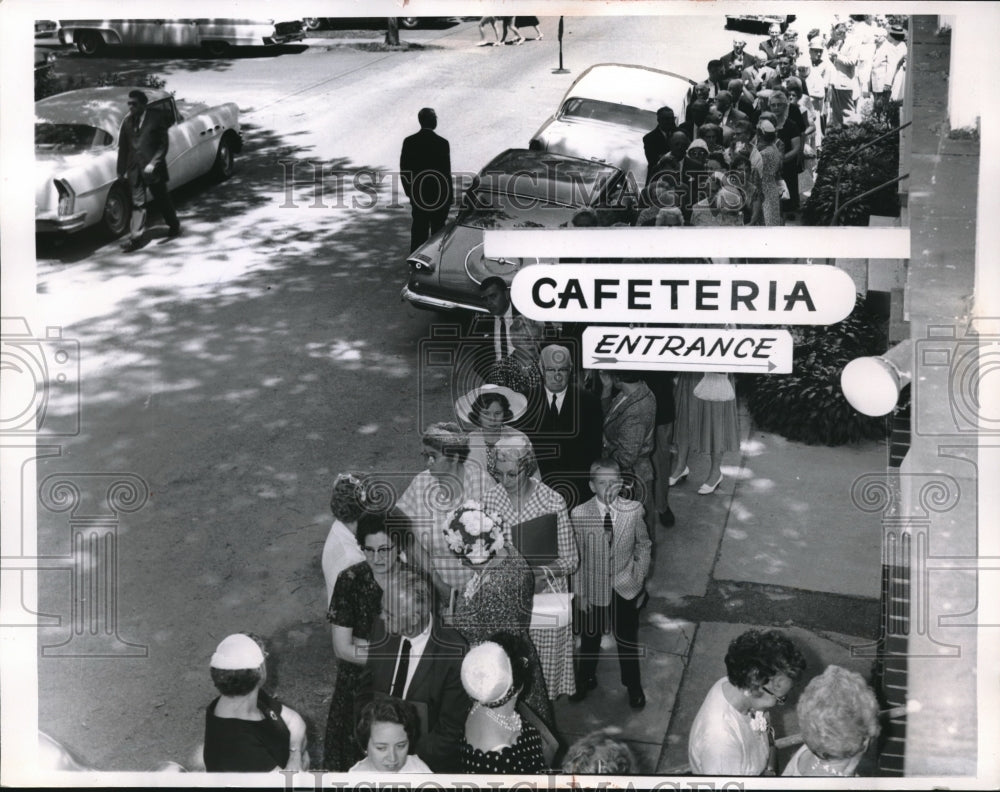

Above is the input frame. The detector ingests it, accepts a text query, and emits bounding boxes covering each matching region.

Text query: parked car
[35,87,242,236]
[529,63,696,186]
[401,149,635,315]
[724,14,796,33]
[302,17,460,31]
[57,19,304,57]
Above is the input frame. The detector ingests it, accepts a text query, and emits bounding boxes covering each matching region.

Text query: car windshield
[35,123,113,152]
[457,200,568,229]
[560,97,658,129]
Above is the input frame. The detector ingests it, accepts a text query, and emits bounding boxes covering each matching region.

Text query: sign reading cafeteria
[582,327,794,374]
[510,264,857,325]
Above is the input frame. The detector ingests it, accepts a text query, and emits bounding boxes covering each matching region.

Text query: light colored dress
[321,519,364,605]
[782,744,861,776]
[688,677,770,775]
[758,142,783,226]
[348,753,433,773]
[482,481,578,699]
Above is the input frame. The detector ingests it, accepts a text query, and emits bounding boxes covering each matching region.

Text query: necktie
[603,509,613,546]
[549,392,559,418]
[391,638,411,697]
[500,318,510,359]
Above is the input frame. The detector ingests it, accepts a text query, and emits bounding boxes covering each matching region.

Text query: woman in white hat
[460,634,549,773]
[199,633,308,772]
[457,384,533,494]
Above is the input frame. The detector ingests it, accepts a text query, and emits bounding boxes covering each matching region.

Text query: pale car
[401,148,636,315]
[35,87,243,236]
[529,63,696,186]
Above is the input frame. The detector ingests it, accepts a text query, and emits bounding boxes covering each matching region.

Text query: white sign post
[582,327,795,373]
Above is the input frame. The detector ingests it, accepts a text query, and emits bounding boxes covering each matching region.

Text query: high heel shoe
[668,467,689,487]
[697,474,724,495]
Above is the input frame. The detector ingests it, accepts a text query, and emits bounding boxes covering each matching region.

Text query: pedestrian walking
[477,16,501,46]
[500,17,525,45]
[515,16,543,40]
[399,108,453,252]
[116,89,180,252]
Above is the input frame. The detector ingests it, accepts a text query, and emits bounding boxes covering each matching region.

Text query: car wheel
[302,18,323,30]
[76,31,105,56]
[202,40,231,57]
[211,136,235,181]
[102,183,131,238]
[398,17,419,29]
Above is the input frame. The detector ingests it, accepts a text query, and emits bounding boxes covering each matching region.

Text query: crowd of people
[637,15,908,226]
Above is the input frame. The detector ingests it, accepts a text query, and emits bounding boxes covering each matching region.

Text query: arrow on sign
[591,357,778,372]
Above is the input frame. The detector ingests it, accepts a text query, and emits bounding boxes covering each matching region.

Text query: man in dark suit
[400,107,453,252]
[641,106,677,185]
[364,570,470,773]
[516,344,603,510]
[116,89,179,252]
[720,38,749,81]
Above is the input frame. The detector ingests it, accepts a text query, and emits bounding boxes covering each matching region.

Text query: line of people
[477,16,543,47]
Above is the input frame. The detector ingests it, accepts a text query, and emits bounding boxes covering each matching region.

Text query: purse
[693,372,736,402]
[530,567,573,630]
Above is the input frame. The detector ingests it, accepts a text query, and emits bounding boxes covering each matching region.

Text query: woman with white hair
[483,435,578,701]
[783,665,880,776]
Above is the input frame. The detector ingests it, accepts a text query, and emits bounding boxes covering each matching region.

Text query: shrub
[745,296,891,446]
[802,118,901,226]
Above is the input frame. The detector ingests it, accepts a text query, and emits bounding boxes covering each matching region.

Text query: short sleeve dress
[688,677,770,775]
[322,561,383,771]
[460,720,548,773]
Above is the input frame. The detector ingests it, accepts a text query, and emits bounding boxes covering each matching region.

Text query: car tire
[211,136,235,181]
[76,31,105,56]
[102,183,131,238]
[302,18,323,30]
[202,40,231,57]
[398,17,419,29]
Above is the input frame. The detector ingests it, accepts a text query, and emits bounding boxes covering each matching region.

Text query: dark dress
[776,114,804,212]
[204,690,289,772]
[461,719,548,773]
[323,561,383,771]
[451,552,556,730]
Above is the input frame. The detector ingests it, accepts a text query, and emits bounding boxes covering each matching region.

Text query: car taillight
[54,179,75,216]
[407,254,435,273]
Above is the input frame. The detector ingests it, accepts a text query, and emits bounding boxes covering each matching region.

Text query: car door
[148,99,202,187]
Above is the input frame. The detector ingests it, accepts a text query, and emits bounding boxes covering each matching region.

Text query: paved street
[28,15,884,772]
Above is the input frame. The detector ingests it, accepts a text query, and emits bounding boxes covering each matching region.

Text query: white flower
[460,511,483,536]
[466,538,490,565]
[461,500,481,511]
[749,711,769,733]
[488,531,504,554]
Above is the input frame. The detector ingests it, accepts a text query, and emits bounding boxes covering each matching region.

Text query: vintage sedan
[401,148,636,315]
[35,87,242,236]
[529,63,695,186]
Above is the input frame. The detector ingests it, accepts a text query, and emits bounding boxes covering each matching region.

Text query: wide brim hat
[455,384,528,425]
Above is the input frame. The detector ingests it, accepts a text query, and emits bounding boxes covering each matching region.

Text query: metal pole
[553,16,569,74]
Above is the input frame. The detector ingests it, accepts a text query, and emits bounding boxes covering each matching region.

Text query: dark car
[401,149,636,315]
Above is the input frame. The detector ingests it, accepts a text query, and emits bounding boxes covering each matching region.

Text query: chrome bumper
[400,284,488,314]
[35,211,88,233]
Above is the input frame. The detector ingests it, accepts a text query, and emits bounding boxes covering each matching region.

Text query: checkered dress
[483,481,579,699]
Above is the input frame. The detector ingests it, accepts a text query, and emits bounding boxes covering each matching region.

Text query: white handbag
[693,372,736,402]
[530,567,573,630]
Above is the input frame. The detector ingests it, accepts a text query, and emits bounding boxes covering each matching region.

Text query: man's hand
[143,163,155,177]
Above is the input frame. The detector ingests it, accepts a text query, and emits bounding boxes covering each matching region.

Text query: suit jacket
[517,384,604,508]
[720,50,749,80]
[399,128,453,211]
[601,382,656,484]
[642,126,674,178]
[469,310,545,368]
[570,495,650,609]
[742,64,778,93]
[116,108,170,186]
[365,619,471,773]
[759,38,788,66]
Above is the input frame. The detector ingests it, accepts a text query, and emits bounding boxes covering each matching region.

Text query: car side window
[148,99,176,127]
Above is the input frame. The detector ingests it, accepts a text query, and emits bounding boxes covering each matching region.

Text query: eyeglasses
[761,684,788,704]
[420,451,438,464]
[543,367,571,375]
[363,545,392,558]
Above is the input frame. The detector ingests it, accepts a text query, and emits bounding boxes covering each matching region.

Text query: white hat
[461,642,513,704]
[455,384,528,426]
[210,634,265,670]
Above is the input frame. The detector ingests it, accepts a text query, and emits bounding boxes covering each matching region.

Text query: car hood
[535,118,647,185]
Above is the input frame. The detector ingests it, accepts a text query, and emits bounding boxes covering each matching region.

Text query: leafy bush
[35,70,166,101]
[745,296,891,445]
[802,118,901,226]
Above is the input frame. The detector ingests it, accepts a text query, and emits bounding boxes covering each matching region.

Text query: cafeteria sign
[510,264,856,325]
[582,327,794,373]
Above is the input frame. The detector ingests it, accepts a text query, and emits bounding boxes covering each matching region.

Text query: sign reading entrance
[582,327,794,373]
[510,264,856,325]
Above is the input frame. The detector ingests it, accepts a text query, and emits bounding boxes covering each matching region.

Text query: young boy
[570,459,652,710]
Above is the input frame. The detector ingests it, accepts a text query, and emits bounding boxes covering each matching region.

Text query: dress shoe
[659,507,676,528]
[668,466,689,487]
[569,676,597,702]
[627,686,646,710]
[120,239,142,252]
[166,225,181,238]
[697,474,724,495]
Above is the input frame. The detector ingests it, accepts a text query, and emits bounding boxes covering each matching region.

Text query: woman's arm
[281,706,309,771]
[332,624,367,665]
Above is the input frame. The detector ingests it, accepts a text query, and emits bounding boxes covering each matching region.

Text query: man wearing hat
[869,26,903,116]
[516,344,603,508]
[198,633,308,772]
[805,40,831,143]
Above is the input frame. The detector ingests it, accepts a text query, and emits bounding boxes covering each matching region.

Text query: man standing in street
[642,106,677,185]
[400,108,453,252]
[116,89,179,252]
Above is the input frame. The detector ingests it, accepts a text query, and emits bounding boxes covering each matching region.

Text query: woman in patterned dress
[322,511,401,770]
[483,435,578,701]
[445,500,555,729]
[460,635,549,773]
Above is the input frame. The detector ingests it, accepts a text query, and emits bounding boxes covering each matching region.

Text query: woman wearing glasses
[687,629,806,775]
[323,510,401,770]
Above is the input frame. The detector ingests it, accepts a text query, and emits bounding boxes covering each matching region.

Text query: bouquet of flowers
[444,500,505,565]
